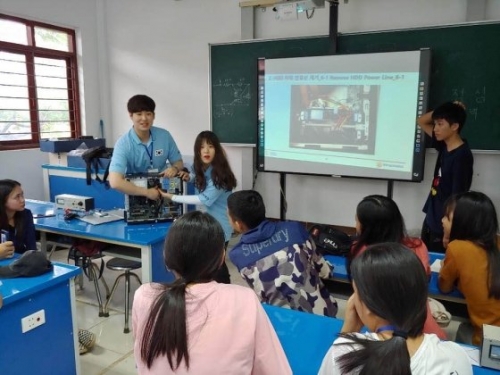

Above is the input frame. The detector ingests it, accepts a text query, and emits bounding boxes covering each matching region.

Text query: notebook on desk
[77,209,124,225]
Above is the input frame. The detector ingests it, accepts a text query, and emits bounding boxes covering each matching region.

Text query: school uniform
[318,332,472,375]
[109,126,182,174]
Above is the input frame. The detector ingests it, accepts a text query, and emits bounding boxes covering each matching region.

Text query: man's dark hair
[432,101,467,133]
[227,190,266,230]
[127,94,156,113]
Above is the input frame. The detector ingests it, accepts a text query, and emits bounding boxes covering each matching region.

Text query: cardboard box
[39,138,105,153]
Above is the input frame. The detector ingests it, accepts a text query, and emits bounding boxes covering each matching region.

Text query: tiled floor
[51,237,461,374]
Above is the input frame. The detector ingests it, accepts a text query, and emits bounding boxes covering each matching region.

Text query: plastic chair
[103,257,142,333]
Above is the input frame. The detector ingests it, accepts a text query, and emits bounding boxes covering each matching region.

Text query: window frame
[0,13,81,150]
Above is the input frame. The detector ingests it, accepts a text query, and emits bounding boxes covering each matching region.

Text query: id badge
[148,168,159,174]
[0,230,8,243]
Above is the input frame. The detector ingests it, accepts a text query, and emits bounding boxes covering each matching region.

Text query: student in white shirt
[318,242,472,375]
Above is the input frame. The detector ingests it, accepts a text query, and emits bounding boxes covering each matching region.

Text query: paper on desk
[431,259,442,273]
[462,346,480,366]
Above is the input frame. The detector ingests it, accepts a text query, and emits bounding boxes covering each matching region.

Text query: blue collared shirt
[109,126,182,175]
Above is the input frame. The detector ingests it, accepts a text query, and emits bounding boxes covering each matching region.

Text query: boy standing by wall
[418,101,473,252]
[227,190,337,317]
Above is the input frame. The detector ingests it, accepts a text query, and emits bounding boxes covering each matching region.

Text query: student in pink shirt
[132,211,291,375]
[350,195,447,340]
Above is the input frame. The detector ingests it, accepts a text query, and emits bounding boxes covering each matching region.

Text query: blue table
[0,257,82,375]
[263,304,498,374]
[324,253,465,304]
[27,200,174,283]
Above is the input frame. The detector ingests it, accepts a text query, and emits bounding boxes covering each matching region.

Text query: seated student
[439,191,500,346]
[319,243,472,375]
[0,179,96,354]
[0,179,36,256]
[351,195,447,339]
[132,211,291,374]
[227,190,337,317]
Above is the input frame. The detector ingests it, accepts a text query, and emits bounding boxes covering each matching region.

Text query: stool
[103,257,142,333]
[69,250,110,317]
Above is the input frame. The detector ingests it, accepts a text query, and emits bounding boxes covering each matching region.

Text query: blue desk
[263,304,498,375]
[42,164,125,210]
[0,257,81,375]
[27,200,174,283]
[324,253,465,304]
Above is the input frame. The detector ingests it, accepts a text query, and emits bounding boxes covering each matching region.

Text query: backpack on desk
[82,146,113,186]
[309,225,353,257]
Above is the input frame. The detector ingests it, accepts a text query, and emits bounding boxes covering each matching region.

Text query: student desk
[263,304,499,375]
[26,200,174,283]
[324,253,465,304]
[0,257,81,375]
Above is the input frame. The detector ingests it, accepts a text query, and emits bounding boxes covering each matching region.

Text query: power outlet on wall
[21,309,46,333]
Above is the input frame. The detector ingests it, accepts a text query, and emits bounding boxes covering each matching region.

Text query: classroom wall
[249,0,500,230]
[0,0,104,200]
[1,0,499,231]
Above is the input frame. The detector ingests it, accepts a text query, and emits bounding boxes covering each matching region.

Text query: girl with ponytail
[319,243,471,375]
[132,211,290,374]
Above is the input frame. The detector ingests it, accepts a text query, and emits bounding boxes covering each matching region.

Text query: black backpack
[81,146,113,186]
[309,225,353,257]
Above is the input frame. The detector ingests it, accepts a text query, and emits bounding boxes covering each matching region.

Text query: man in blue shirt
[109,95,184,200]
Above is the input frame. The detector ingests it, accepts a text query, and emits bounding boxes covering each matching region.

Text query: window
[0,14,80,150]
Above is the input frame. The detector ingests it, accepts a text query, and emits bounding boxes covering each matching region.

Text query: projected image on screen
[257,49,431,182]
[289,85,380,153]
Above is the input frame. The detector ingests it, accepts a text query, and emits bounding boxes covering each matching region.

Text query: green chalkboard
[210,37,332,144]
[210,22,500,150]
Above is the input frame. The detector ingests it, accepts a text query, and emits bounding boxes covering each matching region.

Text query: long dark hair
[445,191,500,299]
[140,211,225,370]
[337,243,428,375]
[352,195,421,258]
[0,179,25,242]
[193,131,237,192]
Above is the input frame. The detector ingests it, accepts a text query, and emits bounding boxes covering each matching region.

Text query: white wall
[0,0,103,200]
[1,0,499,230]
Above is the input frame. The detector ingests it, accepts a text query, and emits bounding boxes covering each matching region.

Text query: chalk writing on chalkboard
[451,86,486,121]
[213,78,251,118]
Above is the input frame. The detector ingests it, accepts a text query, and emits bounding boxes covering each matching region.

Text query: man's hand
[145,187,161,201]
[162,166,179,178]
[177,170,190,181]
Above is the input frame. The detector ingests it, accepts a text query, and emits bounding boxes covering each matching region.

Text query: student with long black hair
[350,195,446,339]
[319,243,471,375]
[160,131,237,284]
[439,191,500,345]
[132,211,290,374]
[0,179,96,354]
[0,179,36,257]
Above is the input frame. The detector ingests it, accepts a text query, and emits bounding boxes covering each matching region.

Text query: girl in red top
[351,195,446,339]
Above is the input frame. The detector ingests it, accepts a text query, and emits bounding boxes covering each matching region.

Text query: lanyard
[142,131,154,167]
[375,325,396,333]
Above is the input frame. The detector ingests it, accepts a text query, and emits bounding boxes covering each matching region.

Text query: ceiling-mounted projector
[276,0,325,12]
